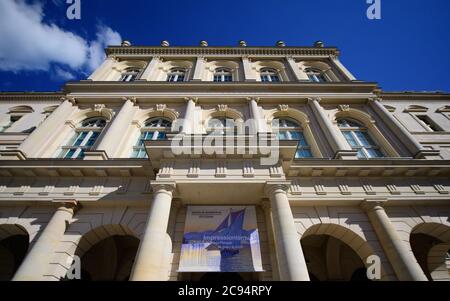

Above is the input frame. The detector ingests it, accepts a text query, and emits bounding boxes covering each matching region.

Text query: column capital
[52,200,80,213]
[246,97,260,103]
[122,96,138,105]
[61,96,76,105]
[367,96,383,103]
[264,181,291,197]
[184,97,198,104]
[360,199,387,212]
[150,181,176,195]
[307,97,322,104]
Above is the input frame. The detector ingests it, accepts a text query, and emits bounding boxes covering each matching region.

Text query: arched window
[338,119,384,158]
[131,117,172,158]
[58,117,106,159]
[167,68,186,82]
[207,117,236,135]
[305,68,328,82]
[119,68,141,82]
[272,118,313,158]
[213,68,233,82]
[260,68,280,82]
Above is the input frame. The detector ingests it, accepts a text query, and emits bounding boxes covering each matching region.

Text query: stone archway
[410,223,450,281]
[0,224,29,281]
[300,223,381,281]
[67,225,140,281]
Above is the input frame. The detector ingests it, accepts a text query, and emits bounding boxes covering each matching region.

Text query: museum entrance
[178,272,258,281]
[0,224,29,281]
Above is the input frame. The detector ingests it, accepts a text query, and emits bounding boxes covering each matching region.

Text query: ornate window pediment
[436,105,450,112]
[404,105,428,112]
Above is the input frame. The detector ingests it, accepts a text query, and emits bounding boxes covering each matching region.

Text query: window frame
[338,118,384,159]
[213,68,233,82]
[272,118,313,159]
[414,114,443,132]
[119,68,142,82]
[167,68,187,82]
[305,68,329,83]
[260,68,281,83]
[58,117,106,159]
[131,117,172,158]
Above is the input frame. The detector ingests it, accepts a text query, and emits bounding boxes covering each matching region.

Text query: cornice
[379,91,450,100]
[0,92,64,102]
[105,46,339,57]
[64,81,379,94]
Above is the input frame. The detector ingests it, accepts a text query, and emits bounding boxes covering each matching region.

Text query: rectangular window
[416,115,442,132]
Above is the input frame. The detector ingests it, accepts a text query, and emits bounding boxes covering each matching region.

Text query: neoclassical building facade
[0,40,449,281]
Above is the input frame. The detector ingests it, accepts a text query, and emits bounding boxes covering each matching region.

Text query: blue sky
[0,0,449,92]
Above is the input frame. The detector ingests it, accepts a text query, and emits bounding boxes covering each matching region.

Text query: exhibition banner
[178,206,264,272]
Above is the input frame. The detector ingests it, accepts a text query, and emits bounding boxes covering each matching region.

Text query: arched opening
[301,234,370,281]
[68,228,140,281]
[0,224,29,281]
[410,223,450,281]
[300,223,379,282]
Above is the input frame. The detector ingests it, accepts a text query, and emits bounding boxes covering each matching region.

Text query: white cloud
[0,0,122,76]
[54,66,76,81]
[87,25,122,72]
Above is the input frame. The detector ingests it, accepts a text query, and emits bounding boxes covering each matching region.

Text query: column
[361,200,428,281]
[261,201,280,280]
[181,97,197,134]
[242,56,257,81]
[192,56,205,81]
[139,56,160,81]
[330,56,356,81]
[286,57,309,81]
[265,182,310,281]
[130,182,176,281]
[368,98,439,159]
[19,98,76,158]
[307,97,357,159]
[247,97,267,134]
[96,98,137,158]
[12,202,78,281]
[88,56,117,81]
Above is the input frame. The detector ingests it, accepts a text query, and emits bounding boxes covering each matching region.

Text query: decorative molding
[215,161,227,178]
[433,184,449,194]
[386,184,401,195]
[156,104,167,112]
[187,161,200,178]
[403,105,429,113]
[217,104,228,112]
[159,161,174,178]
[106,46,339,57]
[290,180,302,195]
[243,161,255,177]
[338,104,350,112]
[410,184,425,195]
[277,104,289,112]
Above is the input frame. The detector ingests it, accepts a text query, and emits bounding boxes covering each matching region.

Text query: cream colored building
[0,40,449,281]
